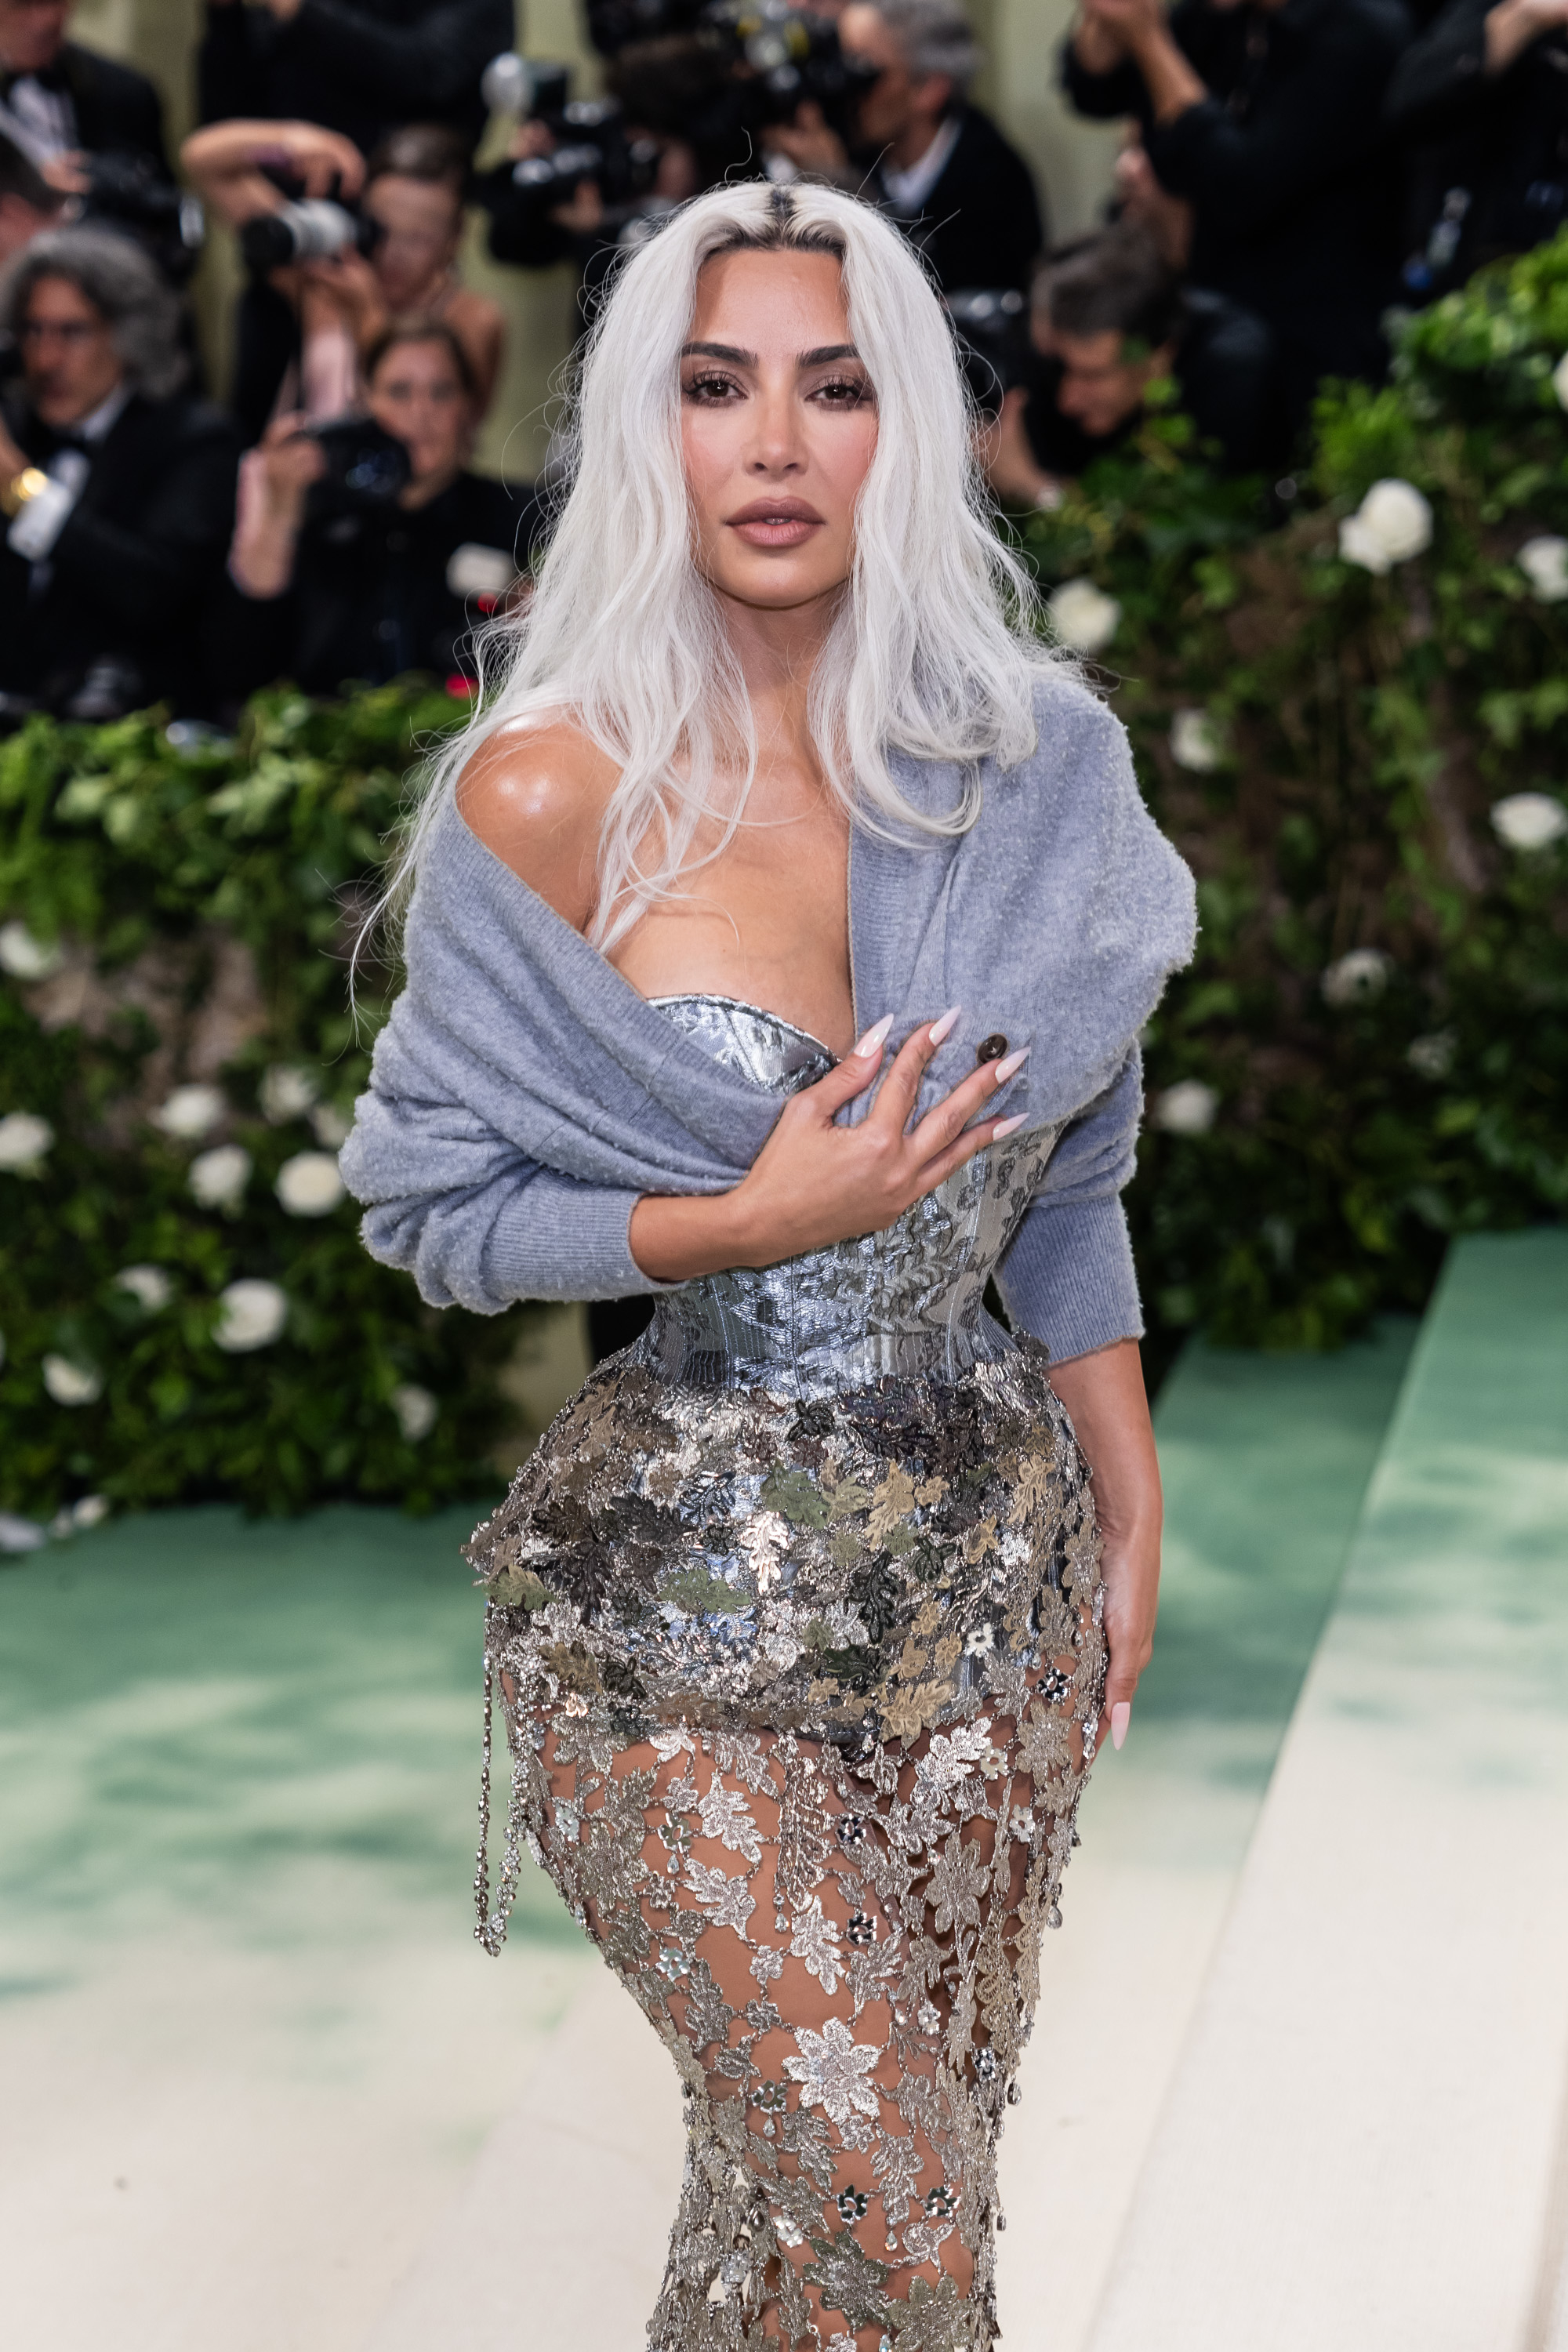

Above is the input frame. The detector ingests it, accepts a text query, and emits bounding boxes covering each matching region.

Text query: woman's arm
[1047,1339,1162,1749]
[180,118,366,229]
[228,413,325,600]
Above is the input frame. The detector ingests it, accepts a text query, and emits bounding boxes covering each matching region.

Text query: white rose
[0,920,63,979]
[1153,1080,1219,1135]
[310,1102,352,1149]
[1517,535,1568,602]
[43,1354,103,1406]
[154,1083,227,1140]
[189,1143,252,1209]
[1406,1030,1457,1080]
[1491,791,1568,850]
[1338,479,1433,574]
[213,1278,289,1352]
[1170,709,1223,771]
[1047,577,1121,655]
[0,1511,46,1553]
[275,1150,346,1217]
[446,542,516,600]
[71,1494,111,1530]
[1554,351,1568,411]
[0,1110,54,1171]
[114,1263,173,1312]
[1322,947,1393,1007]
[259,1064,320,1123]
[391,1382,438,1441]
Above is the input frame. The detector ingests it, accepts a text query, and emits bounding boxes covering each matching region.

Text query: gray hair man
[766,0,1045,293]
[0,227,238,720]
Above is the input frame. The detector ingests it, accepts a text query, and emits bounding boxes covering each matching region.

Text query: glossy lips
[725,494,824,550]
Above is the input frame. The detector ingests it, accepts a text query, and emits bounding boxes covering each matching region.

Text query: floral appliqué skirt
[469,1331,1105,2352]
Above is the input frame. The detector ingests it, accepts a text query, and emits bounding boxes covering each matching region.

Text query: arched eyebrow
[680,341,862,367]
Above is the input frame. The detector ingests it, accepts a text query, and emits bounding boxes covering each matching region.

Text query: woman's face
[366,172,462,306]
[680,247,878,619]
[367,336,470,489]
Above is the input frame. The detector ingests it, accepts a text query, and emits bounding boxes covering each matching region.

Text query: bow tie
[0,62,68,100]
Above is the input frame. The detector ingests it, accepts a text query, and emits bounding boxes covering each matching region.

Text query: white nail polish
[927,1006,961,1048]
[1110,1702,1131,1751]
[993,1045,1030,1083]
[855,1015,894,1059]
[991,1113,1026,1140]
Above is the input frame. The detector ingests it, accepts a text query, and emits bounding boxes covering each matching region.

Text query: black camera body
[77,154,205,285]
[946,288,1033,417]
[306,416,411,515]
[700,1,880,139]
[476,64,663,241]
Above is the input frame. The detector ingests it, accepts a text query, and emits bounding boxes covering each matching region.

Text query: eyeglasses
[18,318,105,347]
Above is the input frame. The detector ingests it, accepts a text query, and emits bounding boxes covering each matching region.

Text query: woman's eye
[813,376,873,407]
[682,372,742,404]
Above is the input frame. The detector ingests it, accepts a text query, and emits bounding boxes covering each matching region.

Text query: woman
[182,118,505,434]
[221,319,524,699]
[342,183,1194,2351]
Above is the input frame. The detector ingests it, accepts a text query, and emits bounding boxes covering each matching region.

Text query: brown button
[975,1033,1008,1064]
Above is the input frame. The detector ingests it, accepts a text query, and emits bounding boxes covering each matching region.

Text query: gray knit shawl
[343,675,1196,1200]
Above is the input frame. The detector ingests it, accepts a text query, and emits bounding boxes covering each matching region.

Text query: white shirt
[0,75,76,165]
[879,115,962,216]
[9,383,132,567]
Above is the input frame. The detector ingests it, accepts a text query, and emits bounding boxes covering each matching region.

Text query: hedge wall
[2,233,1564,1525]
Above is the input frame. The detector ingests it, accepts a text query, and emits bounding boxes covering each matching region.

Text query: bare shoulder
[456,715,619,934]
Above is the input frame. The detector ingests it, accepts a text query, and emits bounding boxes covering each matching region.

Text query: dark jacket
[1387,0,1568,282]
[1061,0,1411,422]
[874,106,1045,295]
[0,390,239,717]
[197,0,513,154]
[9,42,172,175]
[216,468,526,704]
[1022,288,1283,477]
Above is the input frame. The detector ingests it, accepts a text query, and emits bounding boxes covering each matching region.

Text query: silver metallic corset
[639,994,1059,1399]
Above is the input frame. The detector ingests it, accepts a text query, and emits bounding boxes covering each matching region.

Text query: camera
[476,62,663,238]
[76,154,205,285]
[946,288,1031,417]
[307,416,411,513]
[701,1,880,138]
[240,196,384,273]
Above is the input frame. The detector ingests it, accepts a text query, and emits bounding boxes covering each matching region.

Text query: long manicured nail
[927,1005,961,1047]
[992,1112,1026,1140]
[854,1015,894,1060]
[993,1045,1030,1083]
[1110,1702,1131,1750]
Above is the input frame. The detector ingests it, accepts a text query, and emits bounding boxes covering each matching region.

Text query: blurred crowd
[0,0,1564,725]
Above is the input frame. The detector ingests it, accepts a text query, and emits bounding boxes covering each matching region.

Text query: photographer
[0,127,64,265]
[0,228,238,720]
[975,224,1279,507]
[217,318,523,701]
[197,0,512,158]
[1060,0,1411,435]
[183,118,505,438]
[767,0,1045,293]
[1388,0,1568,285]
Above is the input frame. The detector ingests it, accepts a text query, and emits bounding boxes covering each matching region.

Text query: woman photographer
[218,317,523,703]
[181,117,505,438]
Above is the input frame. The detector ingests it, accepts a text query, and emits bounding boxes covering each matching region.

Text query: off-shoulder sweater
[339,673,1197,1365]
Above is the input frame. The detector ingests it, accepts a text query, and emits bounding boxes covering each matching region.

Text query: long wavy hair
[397,180,1060,951]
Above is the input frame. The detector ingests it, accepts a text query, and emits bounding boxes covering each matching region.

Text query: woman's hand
[628,1011,1030,1281]
[1045,1338,1163,1752]
[227,413,325,601]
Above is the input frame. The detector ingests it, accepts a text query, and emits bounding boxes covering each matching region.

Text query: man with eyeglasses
[0,226,238,722]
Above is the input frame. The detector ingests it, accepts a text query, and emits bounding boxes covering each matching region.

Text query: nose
[744,372,806,478]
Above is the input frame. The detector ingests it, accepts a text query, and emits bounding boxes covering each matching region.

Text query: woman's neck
[720,588,839,772]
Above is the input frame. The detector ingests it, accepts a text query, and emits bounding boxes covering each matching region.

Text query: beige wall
[88,0,1117,477]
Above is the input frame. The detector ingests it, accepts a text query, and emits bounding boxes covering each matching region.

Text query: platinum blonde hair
[398,180,1059,952]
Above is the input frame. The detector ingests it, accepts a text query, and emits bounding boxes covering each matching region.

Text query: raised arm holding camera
[1062,0,1411,434]
[0,227,238,721]
[218,316,524,702]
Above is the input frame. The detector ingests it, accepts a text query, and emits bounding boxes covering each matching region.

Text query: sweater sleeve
[995,1049,1145,1363]
[340,1086,677,1313]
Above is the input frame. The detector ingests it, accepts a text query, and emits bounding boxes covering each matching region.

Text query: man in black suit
[765,0,1046,294]
[197,0,514,157]
[0,0,171,180]
[0,227,239,720]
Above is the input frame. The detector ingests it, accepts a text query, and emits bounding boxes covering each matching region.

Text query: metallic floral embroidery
[467,998,1106,2352]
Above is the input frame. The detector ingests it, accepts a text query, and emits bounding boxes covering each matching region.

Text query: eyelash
[681,372,873,408]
